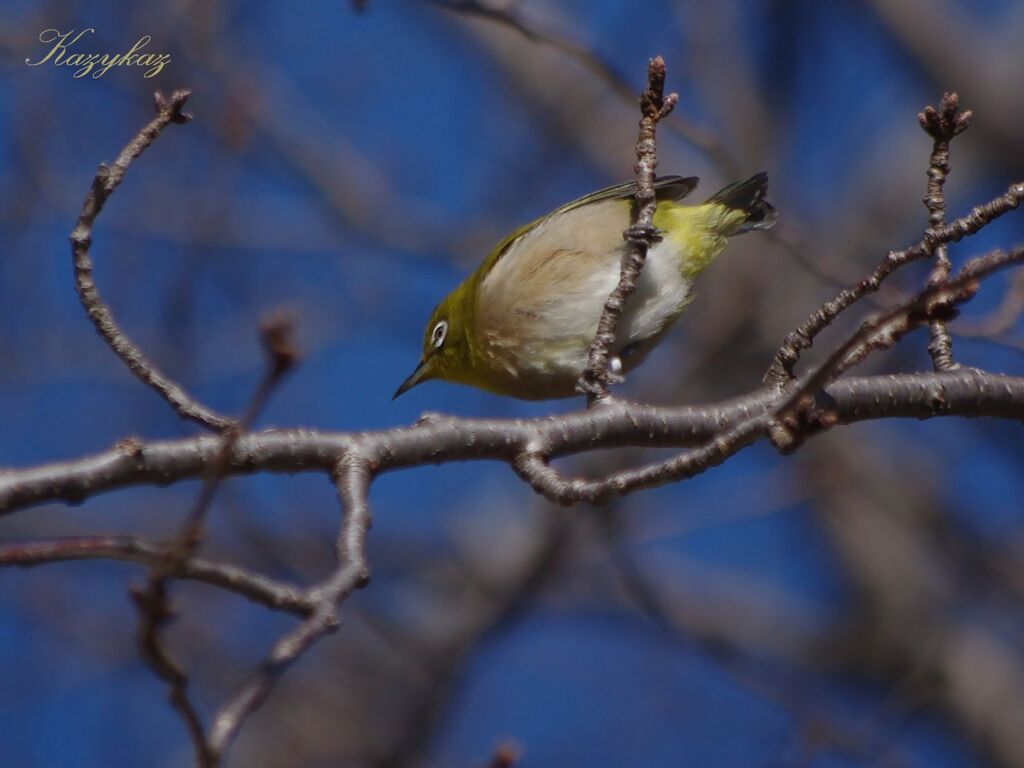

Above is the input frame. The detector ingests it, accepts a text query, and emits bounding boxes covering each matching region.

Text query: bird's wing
[475,175,700,281]
[476,198,631,354]
[559,175,699,212]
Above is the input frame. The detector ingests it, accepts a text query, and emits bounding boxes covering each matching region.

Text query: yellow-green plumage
[395,173,776,400]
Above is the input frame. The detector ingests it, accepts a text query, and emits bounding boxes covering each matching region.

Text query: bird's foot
[623,224,663,246]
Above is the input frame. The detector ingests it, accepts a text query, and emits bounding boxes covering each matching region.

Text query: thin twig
[770,246,1024,450]
[765,181,1024,386]
[578,56,678,404]
[160,312,298,579]
[130,576,212,765]
[514,413,770,505]
[131,313,298,767]
[955,269,1024,338]
[0,535,315,615]
[951,271,1024,356]
[69,90,234,432]
[919,91,972,371]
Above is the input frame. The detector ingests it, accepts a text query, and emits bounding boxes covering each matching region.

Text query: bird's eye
[431,320,448,349]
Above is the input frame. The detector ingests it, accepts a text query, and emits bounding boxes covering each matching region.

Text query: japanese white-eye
[395,173,776,400]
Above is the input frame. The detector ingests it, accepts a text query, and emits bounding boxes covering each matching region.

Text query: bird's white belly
[619,238,694,345]
[508,239,692,378]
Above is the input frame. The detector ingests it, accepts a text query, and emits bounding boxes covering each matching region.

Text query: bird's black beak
[392,358,430,400]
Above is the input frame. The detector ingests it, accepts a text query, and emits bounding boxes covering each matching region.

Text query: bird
[394,173,776,401]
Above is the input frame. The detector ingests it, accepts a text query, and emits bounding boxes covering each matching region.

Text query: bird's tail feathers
[705,172,777,233]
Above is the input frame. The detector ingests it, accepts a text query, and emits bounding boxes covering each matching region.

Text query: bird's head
[393,283,474,399]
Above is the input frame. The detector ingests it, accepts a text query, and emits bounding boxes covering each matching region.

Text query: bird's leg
[578,356,625,398]
[623,224,663,247]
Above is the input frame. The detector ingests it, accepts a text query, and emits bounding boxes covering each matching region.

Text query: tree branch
[919,91,972,371]
[69,89,234,432]
[124,313,296,766]
[578,55,678,403]
[0,535,314,615]
[765,181,1024,385]
[770,246,1024,449]
[205,451,372,763]
[3,371,1024,520]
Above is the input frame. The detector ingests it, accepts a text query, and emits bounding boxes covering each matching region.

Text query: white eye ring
[431,320,448,348]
